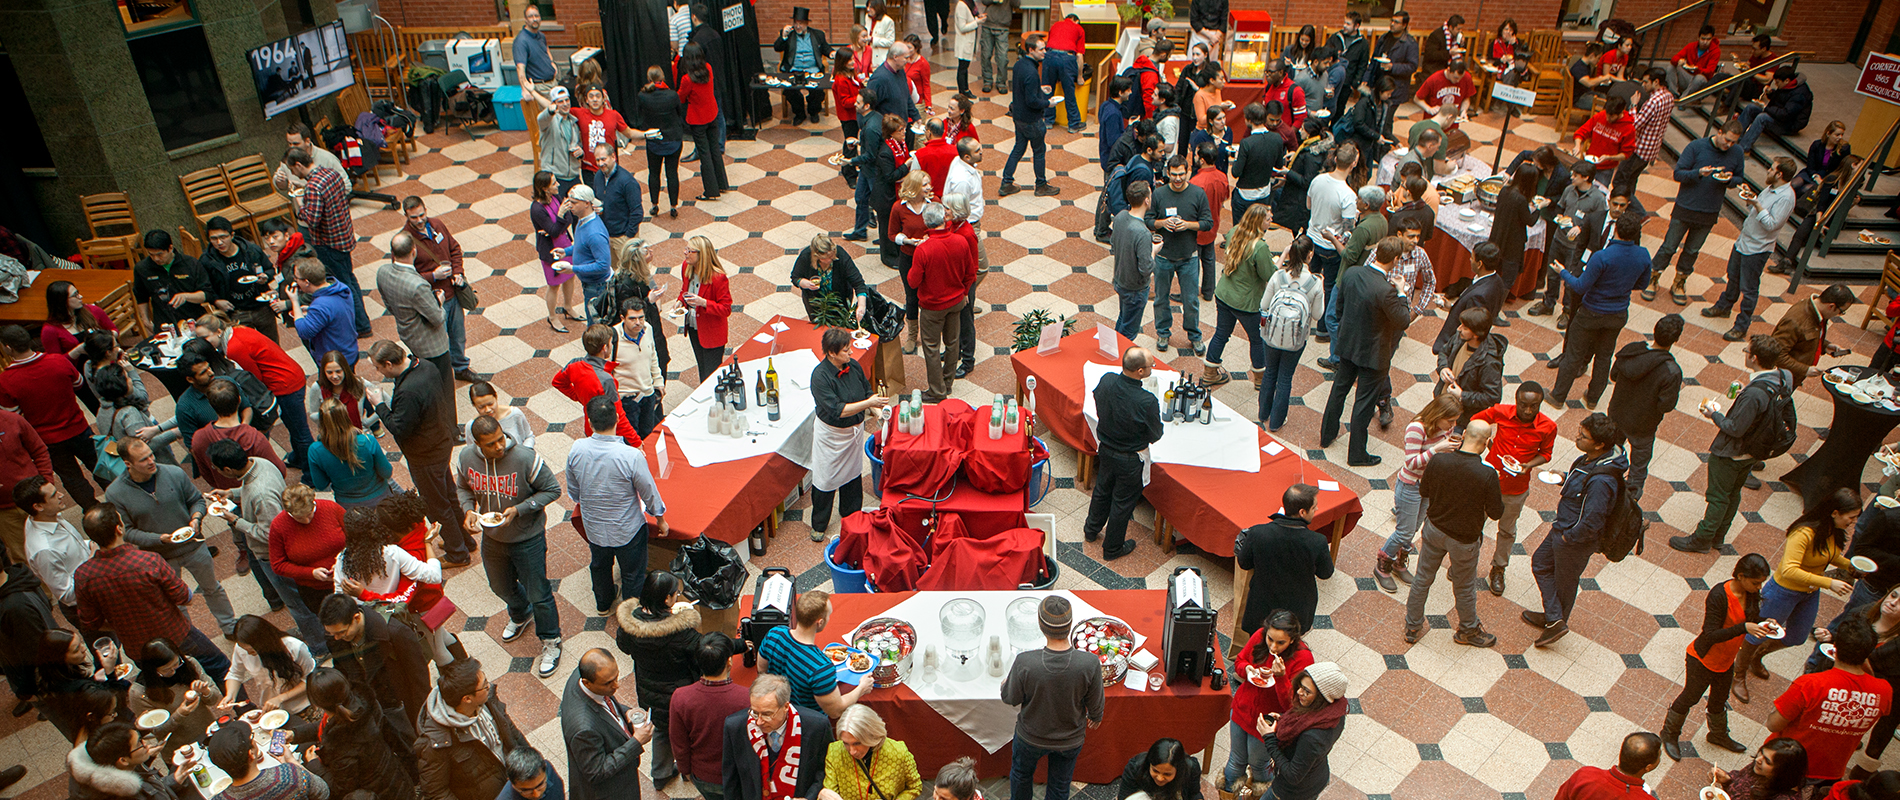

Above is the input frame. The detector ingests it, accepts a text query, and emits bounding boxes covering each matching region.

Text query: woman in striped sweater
[1373,393,1463,593]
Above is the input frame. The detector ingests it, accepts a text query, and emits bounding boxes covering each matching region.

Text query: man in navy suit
[1321,236,1416,467]
[1435,242,1505,357]
[722,674,833,800]
[561,648,654,800]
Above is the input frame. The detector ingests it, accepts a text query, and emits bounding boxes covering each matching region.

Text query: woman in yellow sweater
[1736,487,1860,702]
[820,705,922,800]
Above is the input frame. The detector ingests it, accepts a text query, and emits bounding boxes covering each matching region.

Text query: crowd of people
[0,4,1893,800]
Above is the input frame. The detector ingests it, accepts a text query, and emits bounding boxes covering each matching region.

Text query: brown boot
[1641,271,1660,301]
[1202,362,1232,387]
[1751,642,1778,679]
[904,320,919,355]
[1249,369,1264,389]
[1670,273,1691,306]
[1248,782,1270,800]
[1732,641,1761,704]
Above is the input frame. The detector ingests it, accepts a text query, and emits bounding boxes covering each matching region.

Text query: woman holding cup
[614,571,702,785]
[1223,610,1313,800]
[677,236,733,383]
[125,637,224,760]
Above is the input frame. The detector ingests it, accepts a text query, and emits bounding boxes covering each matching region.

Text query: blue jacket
[308,432,393,506]
[1551,447,1628,544]
[1562,238,1651,315]
[1105,155,1153,218]
[1097,99,1126,166]
[1672,136,1748,216]
[1009,55,1050,121]
[867,61,915,124]
[570,214,612,286]
[590,165,645,238]
[296,280,359,364]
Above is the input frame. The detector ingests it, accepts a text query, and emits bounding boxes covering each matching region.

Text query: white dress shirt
[24,516,91,608]
[944,157,985,225]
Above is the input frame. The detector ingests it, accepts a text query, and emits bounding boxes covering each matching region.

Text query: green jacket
[1340,213,1389,272]
[1216,236,1277,313]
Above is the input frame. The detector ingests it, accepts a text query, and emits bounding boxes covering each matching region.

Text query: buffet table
[1781,368,1900,507]
[1009,330,1363,557]
[1425,194,1549,298]
[641,316,875,546]
[732,589,1229,782]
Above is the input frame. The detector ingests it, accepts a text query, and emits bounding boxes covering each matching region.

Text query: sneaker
[1156,339,1170,354]
[1701,306,1732,319]
[596,604,616,617]
[1452,627,1498,648]
[502,619,529,642]
[1190,340,1206,356]
[1488,565,1506,597]
[1034,183,1061,197]
[1068,123,1087,134]
[1723,326,1748,342]
[1377,398,1393,430]
[537,639,563,677]
[1525,302,1554,317]
[1534,620,1570,647]
[998,182,1022,197]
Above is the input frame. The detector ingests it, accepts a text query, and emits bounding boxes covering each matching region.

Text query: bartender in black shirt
[1083,346,1165,560]
[809,327,888,540]
[198,216,283,341]
[132,229,222,332]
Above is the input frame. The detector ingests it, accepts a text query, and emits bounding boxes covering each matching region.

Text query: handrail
[1633,0,1713,35]
[1678,51,1810,105]
[1821,120,1896,223]
[1791,116,1900,286]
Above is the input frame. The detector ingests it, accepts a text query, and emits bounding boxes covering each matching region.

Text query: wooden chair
[174,227,203,259]
[1559,90,1602,138]
[220,155,296,231]
[178,166,251,240]
[1526,29,1566,66]
[575,21,603,49]
[74,236,137,270]
[98,282,146,340]
[348,27,406,104]
[80,192,141,242]
[1861,252,1900,329]
[336,85,405,175]
[1529,62,1566,117]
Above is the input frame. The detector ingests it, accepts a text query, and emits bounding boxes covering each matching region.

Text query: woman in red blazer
[677,235,733,382]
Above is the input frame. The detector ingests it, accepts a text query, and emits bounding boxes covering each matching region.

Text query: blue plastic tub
[825,533,870,593]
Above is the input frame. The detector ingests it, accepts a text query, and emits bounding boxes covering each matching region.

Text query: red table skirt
[644,316,874,544]
[731,590,1230,782]
[881,477,1027,544]
[1147,427,1366,557]
[1424,233,1546,301]
[1011,330,1135,457]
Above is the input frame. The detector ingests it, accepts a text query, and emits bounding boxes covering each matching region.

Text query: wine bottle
[766,357,778,394]
[766,381,781,422]
[755,370,766,406]
[1200,392,1213,425]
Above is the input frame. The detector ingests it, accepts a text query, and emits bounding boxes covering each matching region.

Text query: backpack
[1740,376,1799,460]
[1121,64,1159,119]
[1261,272,1315,351]
[1597,470,1648,563]
[1094,162,1131,241]
[216,370,281,433]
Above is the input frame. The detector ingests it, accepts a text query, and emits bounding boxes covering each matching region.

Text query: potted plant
[1011,309,1077,352]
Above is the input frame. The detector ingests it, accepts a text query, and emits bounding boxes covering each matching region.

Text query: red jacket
[677,271,733,349]
[552,356,642,443]
[679,71,718,126]
[0,409,52,511]
[273,231,306,274]
[0,352,87,443]
[1129,55,1161,119]
[905,58,932,112]
[834,72,862,122]
[225,325,306,396]
[1576,112,1636,158]
[1673,41,1722,77]
[1230,631,1313,732]
[906,228,977,310]
[1261,76,1307,132]
[269,499,346,590]
[914,140,958,199]
[1553,766,1654,800]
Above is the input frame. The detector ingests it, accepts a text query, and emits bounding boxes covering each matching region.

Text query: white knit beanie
[1303,661,1349,703]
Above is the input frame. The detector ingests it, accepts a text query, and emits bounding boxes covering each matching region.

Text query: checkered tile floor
[3,44,1895,800]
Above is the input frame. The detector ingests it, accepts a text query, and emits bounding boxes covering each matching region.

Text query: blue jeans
[1258,344,1302,430]
[1533,530,1598,623]
[1003,117,1049,186]
[1207,298,1264,370]
[1153,256,1201,344]
[1115,287,1148,341]
[586,527,648,614]
[1041,50,1081,128]
[312,244,373,336]
[1739,105,1796,152]
[1807,579,1882,672]
[444,295,470,371]
[232,534,283,609]
[1713,250,1772,328]
[1313,247,1342,338]
[276,391,313,473]
[1008,736,1081,800]
[581,280,607,326]
[481,532,561,640]
[1382,479,1424,558]
[1751,576,1822,646]
[852,169,874,234]
[1223,720,1273,784]
[1197,241,1218,301]
[260,562,331,659]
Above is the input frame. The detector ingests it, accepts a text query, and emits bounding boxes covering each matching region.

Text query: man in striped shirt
[287,148,371,337]
[1615,67,1673,199]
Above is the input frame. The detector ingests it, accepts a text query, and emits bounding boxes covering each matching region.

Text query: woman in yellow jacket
[821,704,922,800]
[1736,487,1860,702]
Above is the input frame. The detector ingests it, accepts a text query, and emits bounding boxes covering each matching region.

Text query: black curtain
[599,0,672,109]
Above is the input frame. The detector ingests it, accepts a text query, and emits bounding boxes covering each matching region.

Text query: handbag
[454,282,480,310]
[91,408,130,484]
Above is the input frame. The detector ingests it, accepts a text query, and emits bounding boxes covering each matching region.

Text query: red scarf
[1275,697,1348,746]
[887,136,911,165]
[747,709,804,800]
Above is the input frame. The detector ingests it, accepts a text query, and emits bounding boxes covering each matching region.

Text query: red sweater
[1553,766,1654,800]
[225,325,306,396]
[891,201,930,256]
[1576,112,1636,158]
[906,230,977,310]
[269,500,347,589]
[906,58,932,112]
[0,352,87,443]
[914,141,957,200]
[1673,41,1722,77]
[552,357,642,444]
[1229,631,1313,732]
[40,306,117,362]
[190,423,287,489]
[669,679,751,783]
[0,409,52,511]
[679,71,718,126]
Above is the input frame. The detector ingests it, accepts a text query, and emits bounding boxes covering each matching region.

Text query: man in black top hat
[772,7,830,126]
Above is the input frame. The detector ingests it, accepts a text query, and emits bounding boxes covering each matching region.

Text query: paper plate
[259,709,290,730]
[1854,556,1879,573]
[138,709,169,729]
[1761,621,1786,639]
[1537,470,1563,485]
[1049,95,1064,104]
[1458,208,1478,218]
[478,512,507,527]
[1702,787,1730,800]
[1821,643,1838,659]
[167,527,195,543]
[1878,495,1899,508]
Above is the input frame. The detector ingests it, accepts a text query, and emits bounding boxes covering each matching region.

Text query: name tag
[1165,207,1179,218]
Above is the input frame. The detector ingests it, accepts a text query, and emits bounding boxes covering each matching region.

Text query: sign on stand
[1489,82,1538,172]
[1856,52,1900,105]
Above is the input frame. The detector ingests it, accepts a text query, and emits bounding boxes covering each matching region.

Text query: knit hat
[1038,595,1072,634]
[1303,661,1349,703]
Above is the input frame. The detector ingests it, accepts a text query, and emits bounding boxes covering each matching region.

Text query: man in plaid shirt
[288,148,372,337]
[73,505,230,682]
[1616,67,1674,198]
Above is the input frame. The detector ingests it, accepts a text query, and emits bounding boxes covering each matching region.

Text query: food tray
[1070,617,1134,687]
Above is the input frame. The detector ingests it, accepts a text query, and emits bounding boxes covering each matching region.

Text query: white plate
[478,512,507,527]
[167,527,195,543]
[1702,787,1730,800]
[1761,621,1786,639]
[1458,208,1478,218]
[1879,496,1899,509]
[1392,147,1410,157]
[1854,555,1879,573]
[1537,470,1563,485]
[1049,95,1065,104]
[1465,222,1487,233]
[138,709,169,729]
[258,709,290,730]
[1821,643,1837,659]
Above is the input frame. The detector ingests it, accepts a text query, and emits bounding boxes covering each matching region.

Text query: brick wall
[375,0,600,46]
[1779,0,1884,63]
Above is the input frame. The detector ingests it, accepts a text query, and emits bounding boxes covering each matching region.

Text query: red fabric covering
[1422,231,1546,300]
[963,405,1036,494]
[881,400,975,497]
[835,508,928,591]
[882,477,1026,545]
[917,524,1044,590]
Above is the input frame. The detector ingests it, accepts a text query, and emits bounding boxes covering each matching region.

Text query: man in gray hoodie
[103,437,236,636]
[456,415,564,677]
[1110,180,1154,341]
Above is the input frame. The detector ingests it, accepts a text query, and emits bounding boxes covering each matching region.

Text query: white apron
[810,420,867,492]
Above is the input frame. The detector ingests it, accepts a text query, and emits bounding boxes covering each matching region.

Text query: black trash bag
[669,535,746,610]
[861,290,904,340]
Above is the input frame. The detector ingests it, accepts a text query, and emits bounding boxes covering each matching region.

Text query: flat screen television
[248,20,354,119]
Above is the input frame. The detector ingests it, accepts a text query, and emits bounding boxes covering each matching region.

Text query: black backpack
[1740,376,1800,460]
[1597,469,1647,563]
[1122,64,1159,119]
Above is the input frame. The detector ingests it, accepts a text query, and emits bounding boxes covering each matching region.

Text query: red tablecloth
[731,590,1229,782]
[1011,331,1362,555]
[881,477,1026,544]
[1424,233,1546,300]
[965,404,1033,494]
[644,317,874,545]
